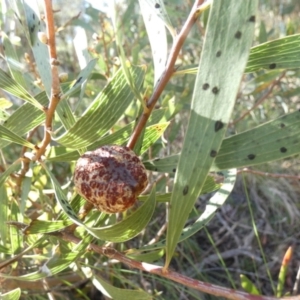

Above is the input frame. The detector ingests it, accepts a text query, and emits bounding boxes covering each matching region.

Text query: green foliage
[0,0,299,298]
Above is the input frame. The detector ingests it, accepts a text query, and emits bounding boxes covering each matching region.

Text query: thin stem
[231,72,286,126]
[238,168,300,180]
[35,0,61,161]
[50,230,282,300]
[127,0,206,149]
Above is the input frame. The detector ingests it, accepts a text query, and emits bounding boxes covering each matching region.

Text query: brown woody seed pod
[74,145,148,213]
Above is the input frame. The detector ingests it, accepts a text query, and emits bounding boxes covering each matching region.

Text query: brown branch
[34,0,61,161]
[15,128,39,191]
[231,72,286,126]
[1,227,299,299]
[48,231,286,300]
[126,0,206,149]
[238,168,300,181]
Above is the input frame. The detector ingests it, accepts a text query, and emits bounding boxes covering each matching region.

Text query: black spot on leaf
[183,185,189,196]
[280,147,287,153]
[280,123,285,128]
[155,3,160,8]
[30,25,35,33]
[235,31,242,39]
[248,154,256,160]
[248,15,256,22]
[74,76,82,85]
[210,150,217,157]
[215,120,224,132]
[60,198,67,204]
[66,206,73,212]
[202,83,209,90]
[216,50,222,57]
[154,168,158,171]
[172,168,176,173]
[212,87,219,94]
[269,63,276,69]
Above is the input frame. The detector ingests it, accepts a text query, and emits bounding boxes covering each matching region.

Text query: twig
[1,228,299,299]
[231,72,286,126]
[99,13,111,78]
[49,230,284,300]
[34,0,61,161]
[238,168,300,181]
[15,128,38,191]
[127,0,207,149]
[145,222,167,246]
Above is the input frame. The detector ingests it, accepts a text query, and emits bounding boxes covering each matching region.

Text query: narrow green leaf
[47,122,135,162]
[111,7,143,103]
[165,1,257,267]
[73,27,90,70]
[42,162,86,227]
[24,219,73,234]
[0,185,8,244]
[244,70,282,95]
[2,235,88,282]
[175,34,300,76]
[0,69,43,110]
[144,109,300,172]
[0,110,10,121]
[139,0,168,83]
[61,58,98,100]
[139,175,220,203]
[277,246,293,297]
[179,169,236,241]
[20,174,32,214]
[0,244,11,254]
[85,186,156,242]
[9,200,23,253]
[246,34,300,73]
[92,275,152,300]
[2,32,27,89]
[211,110,300,171]
[141,0,175,36]
[0,252,81,281]
[126,249,164,263]
[240,274,260,295]
[23,0,52,98]
[55,97,77,132]
[140,122,169,154]
[0,98,13,109]
[0,93,46,149]
[143,154,179,173]
[47,108,166,162]
[0,161,21,187]
[0,124,35,149]
[141,169,236,252]
[55,66,145,149]
[0,288,21,300]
